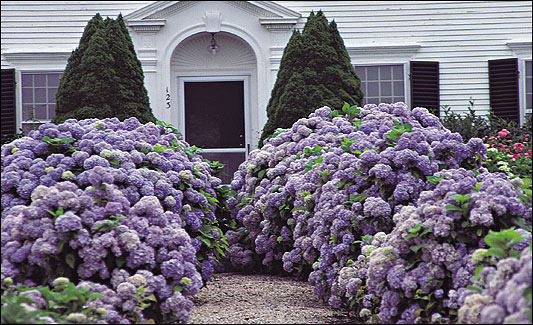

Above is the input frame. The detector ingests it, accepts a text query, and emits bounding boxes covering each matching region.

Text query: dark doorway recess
[184,81,246,183]
[185,81,245,148]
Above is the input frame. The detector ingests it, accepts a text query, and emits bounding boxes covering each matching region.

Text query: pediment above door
[124,1,302,32]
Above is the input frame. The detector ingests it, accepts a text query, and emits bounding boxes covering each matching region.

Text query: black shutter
[488,58,519,123]
[410,61,440,116]
[1,69,17,139]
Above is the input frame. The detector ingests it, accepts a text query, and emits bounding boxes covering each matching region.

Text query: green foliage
[258,11,364,146]
[482,228,525,260]
[439,100,532,144]
[92,215,127,232]
[482,129,532,179]
[385,120,413,145]
[1,277,106,324]
[53,14,156,125]
[439,102,491,141]
[330,102,362,120]
[469,228,530,291]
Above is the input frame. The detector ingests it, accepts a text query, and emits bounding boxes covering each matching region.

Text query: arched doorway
[170,32,257,183]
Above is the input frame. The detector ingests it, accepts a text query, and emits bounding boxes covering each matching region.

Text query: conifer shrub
[52,14,156,125]
[258,11,363,146]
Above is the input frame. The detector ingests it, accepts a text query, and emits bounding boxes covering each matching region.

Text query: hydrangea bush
[224,103,488,298]
[458,233,532,324]
[1,117,227,323]
[336,169,531,324]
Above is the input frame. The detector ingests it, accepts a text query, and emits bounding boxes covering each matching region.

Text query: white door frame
[177,75,251,156]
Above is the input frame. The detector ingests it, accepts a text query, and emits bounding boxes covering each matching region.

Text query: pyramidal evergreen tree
[258,11,364,146]
[54,13,104,121]
[52,14,156,124]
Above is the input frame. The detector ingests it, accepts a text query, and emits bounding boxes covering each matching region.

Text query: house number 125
[166,87,171,109]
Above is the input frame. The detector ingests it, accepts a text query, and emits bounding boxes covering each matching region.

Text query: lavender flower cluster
[458,246,532,324]
[1,117,224,323]
[336,169,531,323]
[225,103,487,301]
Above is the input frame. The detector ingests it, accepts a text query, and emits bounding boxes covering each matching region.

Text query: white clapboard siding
[2,1,531,117]
[1,1,153,67]
[275,1,532,116]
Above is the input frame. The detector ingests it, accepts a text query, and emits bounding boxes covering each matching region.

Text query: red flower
[498,129,510,138]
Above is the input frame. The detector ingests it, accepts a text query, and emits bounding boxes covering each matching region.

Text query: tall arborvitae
[52,14,156,124]
[260,30,305,146]
[54,13,104,121]
[258,11,363,146]
[104,14,155,123]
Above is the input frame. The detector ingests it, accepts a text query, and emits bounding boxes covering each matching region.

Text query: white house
[1,1,532,178]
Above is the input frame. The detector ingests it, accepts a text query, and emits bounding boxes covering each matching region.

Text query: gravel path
[188,272,357,324]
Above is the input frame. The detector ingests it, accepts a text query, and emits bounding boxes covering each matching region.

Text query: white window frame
[17,69,63,132]
[521,59,532,124]
[353,62,410,107]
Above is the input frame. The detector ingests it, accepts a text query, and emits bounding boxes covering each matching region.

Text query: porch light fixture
[208,32,219,54]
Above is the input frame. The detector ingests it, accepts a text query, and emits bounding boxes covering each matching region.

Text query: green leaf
[445,204,463,212]
[419,227,433,237]
[116,256,125,268]
[110,158,120,166]
[427,175,444,185]
[65,253,76,269]
[466,285,483,293]
[258,169,267,179]
[409,224,422,234]
[198,237,212,248]
[451,194,470,204]
[410,245,423,253]
[486,247,506,259]
[145,295,157,302]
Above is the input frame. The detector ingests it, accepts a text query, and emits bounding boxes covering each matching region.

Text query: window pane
[49,104,56,119]
[355,66,365,79]
[22,88,33,103]
[367,66,378,81]
[393,96,405,103]
[35,104,48,120]
[381,82,392,96]
[48,88,58,103]
[48,74,61,87]
[526,61,532,76]
[367,97,380,105]
[22,106,34,121]
[394,82,405,96]
[527,94,532,110]
[393,65,404,80]
[380,66,392,80]
[34,88,47,103]
[367,82,379,96]
[34,75,47,87]
[21,75,33,87]
[381,97,393,104]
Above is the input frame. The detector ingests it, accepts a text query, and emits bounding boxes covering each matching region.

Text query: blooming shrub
[225,103,487,301]
[1,277,107,324]
[483,130,532,179]
[336,169,531,324]
[458,229,532,324]
[1,117,227,323]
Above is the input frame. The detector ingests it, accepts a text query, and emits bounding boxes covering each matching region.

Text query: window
[526,60,532,114]
[21,72,62,122]
[354,65,405,105]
